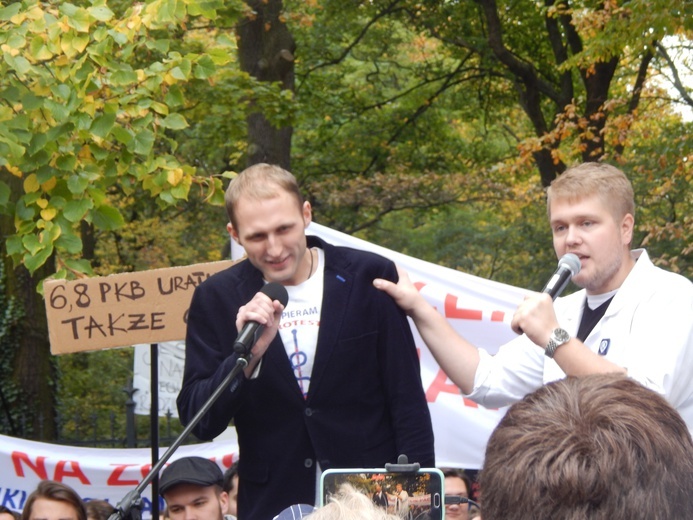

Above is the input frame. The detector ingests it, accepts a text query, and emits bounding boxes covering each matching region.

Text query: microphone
[233,282,289,355]
[541,253,581,300]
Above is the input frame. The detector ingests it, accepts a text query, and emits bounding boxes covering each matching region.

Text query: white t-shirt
[279,248,325,398]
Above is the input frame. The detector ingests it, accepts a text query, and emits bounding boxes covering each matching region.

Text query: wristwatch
[545,328,570,358]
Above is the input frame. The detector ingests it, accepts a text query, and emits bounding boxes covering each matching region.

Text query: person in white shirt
[374,162,693,428]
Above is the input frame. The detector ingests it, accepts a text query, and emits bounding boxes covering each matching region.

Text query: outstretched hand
[373,265,423,315]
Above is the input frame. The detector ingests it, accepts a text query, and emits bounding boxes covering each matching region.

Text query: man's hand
[511,292,559,350]
[373,265,423,316]
[236,290,285,367]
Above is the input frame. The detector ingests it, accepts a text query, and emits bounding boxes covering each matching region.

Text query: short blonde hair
[547,162,635,222]
[307,484,400,520]
[224,163,304,229]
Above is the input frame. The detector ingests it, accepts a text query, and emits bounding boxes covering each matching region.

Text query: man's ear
[227,222,240,244]
[621,213,634,246]
[302,201,312,228]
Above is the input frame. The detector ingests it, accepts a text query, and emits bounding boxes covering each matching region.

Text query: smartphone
[320,467,444,519]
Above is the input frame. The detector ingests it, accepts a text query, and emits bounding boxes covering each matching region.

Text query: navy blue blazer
[177,236,435,519]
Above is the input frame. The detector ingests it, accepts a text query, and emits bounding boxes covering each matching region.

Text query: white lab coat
[468,249,693,429]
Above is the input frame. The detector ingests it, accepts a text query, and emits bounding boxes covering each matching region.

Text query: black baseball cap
[159,456,224,496]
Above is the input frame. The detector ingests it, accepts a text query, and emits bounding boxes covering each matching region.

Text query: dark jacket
[177,236,435,519]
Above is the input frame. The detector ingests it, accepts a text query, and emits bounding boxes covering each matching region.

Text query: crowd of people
[10,160,693,519]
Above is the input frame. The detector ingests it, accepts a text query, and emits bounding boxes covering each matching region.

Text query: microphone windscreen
[558,253,581,276]
[262,282,289,307]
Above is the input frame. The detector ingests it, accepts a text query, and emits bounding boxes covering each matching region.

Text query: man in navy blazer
[177,164,434,519]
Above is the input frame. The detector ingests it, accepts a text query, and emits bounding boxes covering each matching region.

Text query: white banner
[0,432,237,516]
[133,222,528,468]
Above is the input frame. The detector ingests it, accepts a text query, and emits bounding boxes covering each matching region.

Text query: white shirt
[468,249,693,429]
[280,248,324,399]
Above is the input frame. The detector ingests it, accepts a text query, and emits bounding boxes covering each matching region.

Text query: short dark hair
[85,499,116,520]
[223,461,239,494]
[440,468,471,496]
[21,480,87,520]
[479,374,693,520]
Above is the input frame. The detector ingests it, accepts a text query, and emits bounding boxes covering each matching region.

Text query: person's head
[159,457,228,520]
[546,162,635,294]
[21,480,87,520]
[224,163,313,285]
[84,500,115,520]
[306,484,399,519]
[0,505,20,520]
[373,483,382,493]
[222,461,239,517]
[479,373,693,519]
[441,468,471,520]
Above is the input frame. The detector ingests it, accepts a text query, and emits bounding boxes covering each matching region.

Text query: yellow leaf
[41,207,57,221]
[41,177,57,191]
[24,174,40,193]
[36,198,48,209]
[167,168,184,186]
[6,165,23,177]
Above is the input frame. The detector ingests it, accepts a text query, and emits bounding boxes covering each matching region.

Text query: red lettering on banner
[425,369,478,408]
[12,452,48,479]
[222,453,235,468]
[141,463,154,480]
[444,294,482,321]
[413,282,427,291]
[54,460,90,484]
[108,464,141,486]
[491,311,505,322]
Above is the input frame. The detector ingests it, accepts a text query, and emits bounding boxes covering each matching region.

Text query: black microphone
[233,282,289,355]
[541,253,581,300]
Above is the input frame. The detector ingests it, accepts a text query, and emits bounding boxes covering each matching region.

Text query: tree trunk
[237,0,296,169]
[0,170,57,440]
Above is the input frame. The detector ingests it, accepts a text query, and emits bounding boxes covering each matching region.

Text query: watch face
[554,328,570,343]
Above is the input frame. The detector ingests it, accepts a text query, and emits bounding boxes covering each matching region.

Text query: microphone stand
[107,352,252,520]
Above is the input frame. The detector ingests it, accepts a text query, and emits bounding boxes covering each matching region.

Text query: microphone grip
[542,268,573,300]
[233,322,263,355]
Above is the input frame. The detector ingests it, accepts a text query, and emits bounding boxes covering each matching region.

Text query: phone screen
[320,467,444,519]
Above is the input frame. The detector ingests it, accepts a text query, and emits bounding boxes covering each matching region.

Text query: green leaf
[164,85,185,108]
[8,55,32,76]
[133,129,155,155]
[0,134,26,161]
[90,113,116,138]
[22,234,42,255]
[24,245,53,274]
[88,5,115,22]
[0,3,22,20]
[62,258,94,276]
[63,199,92,222]
[160,113,188,130]
[56,154,77,171]
[146,39,171,54]
[112,125,134,145]
[193,55,216,79]
[67,174,90,194]
[55,230,83,254]
[63,5,91,33]
[5,235,23,256]
[90,205,125,230]
[28,133,49,156]
[110,69,138,86]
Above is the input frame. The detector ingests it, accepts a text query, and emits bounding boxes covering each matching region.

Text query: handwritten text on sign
[44,260,235,355]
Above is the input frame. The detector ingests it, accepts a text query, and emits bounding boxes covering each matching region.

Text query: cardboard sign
[44,260,235,354]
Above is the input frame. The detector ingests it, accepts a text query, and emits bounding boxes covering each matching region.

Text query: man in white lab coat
[375,162,693,429]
